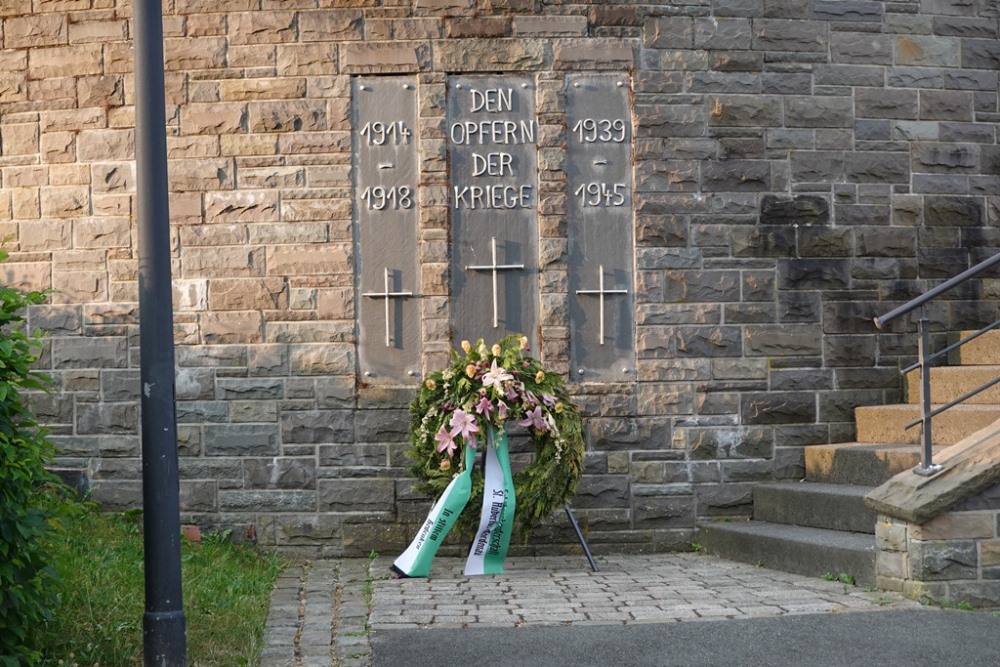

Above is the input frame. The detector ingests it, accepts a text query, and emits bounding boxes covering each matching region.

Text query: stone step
[904,366,1000,405]
[804,442,946,486]
[697,521,876,586]
[855,403,1000,446]
[954,330,1000,366]
[753,482,877,534]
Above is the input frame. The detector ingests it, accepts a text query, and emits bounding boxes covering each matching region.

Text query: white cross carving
[575,264,628,345]
[465,237,525,329]
[362,267,413,347]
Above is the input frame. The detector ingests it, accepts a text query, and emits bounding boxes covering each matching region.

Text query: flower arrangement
[407,334,585,537]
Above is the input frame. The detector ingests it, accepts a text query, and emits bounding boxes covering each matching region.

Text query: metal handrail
[874,252,1000,329]
[873,251,1000,476]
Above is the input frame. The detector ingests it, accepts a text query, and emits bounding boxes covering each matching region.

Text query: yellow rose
[555,402,564,413]
[439,458,451,471]
[478,342,488,356]
[492,344,501,356]
[535,370,545,383]
[466,364,477,378]
[425,379,436,390]
[519,336,528,349]
[461,340,472,353]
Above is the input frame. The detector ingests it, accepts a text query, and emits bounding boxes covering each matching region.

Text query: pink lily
[497,400,508,420]
[542,393,557,406]
[518,406,547,432]
[434,424,457,457]
[475,396,494,417]
[482,359,513,391]
[449,408,480,441]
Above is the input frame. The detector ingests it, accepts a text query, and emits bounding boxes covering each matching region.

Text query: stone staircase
[698,329,1000,587]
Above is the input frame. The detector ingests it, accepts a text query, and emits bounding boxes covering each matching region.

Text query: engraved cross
[465,237,525,329]
[362,267,414,347]
[575,264,628,345]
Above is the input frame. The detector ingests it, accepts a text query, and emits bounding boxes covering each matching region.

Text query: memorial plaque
[355,76,421,382]
[567,74,635,381]
[448,75,539,348]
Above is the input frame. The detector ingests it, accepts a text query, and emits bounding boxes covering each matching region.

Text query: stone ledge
[865,418,1000,524]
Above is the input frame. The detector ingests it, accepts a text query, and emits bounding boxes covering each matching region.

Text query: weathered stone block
[318,478,394,512]
[709,95,782,127]
[219,490,316,512]
[856,88,919,119]
[741,392,816,424]
[245,457,316,490]
[281,410,353,444]
[205,424,280,456]
[761,195,831,225]
[752,19,827,52]
[777,259,850,289]
[909,539,978,581]
[924,196,983,226]
[745,325,823,356]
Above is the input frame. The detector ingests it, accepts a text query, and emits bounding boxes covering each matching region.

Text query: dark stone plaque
[567,74,635,381]
[448,75,538,348]
[355,76,421,382]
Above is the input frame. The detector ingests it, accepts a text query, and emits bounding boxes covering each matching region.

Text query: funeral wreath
[406,334,585,537]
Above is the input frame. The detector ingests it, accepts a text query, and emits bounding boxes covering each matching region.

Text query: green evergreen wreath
[406,334,585,538]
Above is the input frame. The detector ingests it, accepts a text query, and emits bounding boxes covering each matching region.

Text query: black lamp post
[134,0,187,664]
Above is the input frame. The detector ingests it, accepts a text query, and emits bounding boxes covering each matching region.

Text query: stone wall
[876,510,1000,607]
[2,0,999,555]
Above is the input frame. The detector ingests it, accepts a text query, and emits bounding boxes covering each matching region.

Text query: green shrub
[0,248,63,667]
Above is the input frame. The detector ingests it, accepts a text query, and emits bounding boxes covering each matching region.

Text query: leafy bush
[0,249,63,667]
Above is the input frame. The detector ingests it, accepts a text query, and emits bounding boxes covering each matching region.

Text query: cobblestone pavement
[261,553,924,667]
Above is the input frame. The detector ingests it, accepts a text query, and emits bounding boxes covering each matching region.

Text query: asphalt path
[371,609,1000,667]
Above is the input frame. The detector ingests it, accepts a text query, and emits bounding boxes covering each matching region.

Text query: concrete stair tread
[753,481,877,534]
[698,521,876,585]
[955,330,1000,365]
[804,441,944,486]
[855,404,1000,446]
[905,366,1000,404]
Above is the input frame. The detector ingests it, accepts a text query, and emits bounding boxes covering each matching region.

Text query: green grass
[39,509,285,667]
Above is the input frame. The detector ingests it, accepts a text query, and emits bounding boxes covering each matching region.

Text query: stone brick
[181,103,246,135]
[704,160,772,191]
[220,78,306,101]
[709,95,782,127]
[201,311,264,344]
[169,158,236,192]
[555,44,634,70]
[791,151,845,182]
[299,9,363,41]
[693,18,752,50]
[745,325,823,356]
[962,39,1000,69]
[204,424,279,456]
[846,152,910,183]
[855,88,919,119]
[219,490,316,513]
[909,539,978,581]
[896,35,960,67]
[244,457,316,490]
[761,195,831,225]
[752,20,827,52]
[248,101,326,133]
[276,44,337,76]
[785,96,852,127]
[777,259,850,289]
[446,17,511,38]
[830,32,892,64]
[924,196,983,226]
[208,278,286,311]
[920,90,974,121]
[183,246,265,279]
[164,37,227,71]
[513,16,587,36]
[28,44,101,79]
[343,43,427,73]
[434,39,545,72]
[289,345,354,376]
[228,12,297,44]
[318,479,395,512]
[645,17,693,48]
[5,14,67,49]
